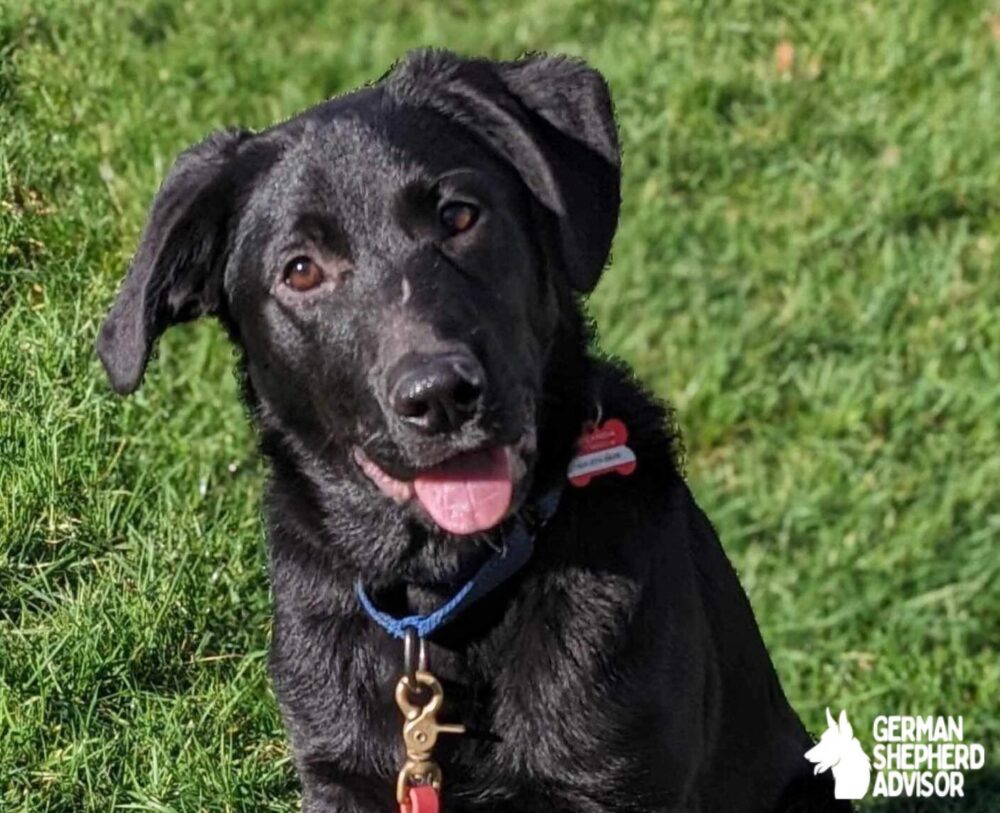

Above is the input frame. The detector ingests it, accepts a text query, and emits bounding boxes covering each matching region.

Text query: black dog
[98,50,846,812]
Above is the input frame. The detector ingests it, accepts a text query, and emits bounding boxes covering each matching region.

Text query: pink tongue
[413,447,513,535]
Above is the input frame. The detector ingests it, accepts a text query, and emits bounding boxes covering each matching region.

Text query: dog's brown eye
[283,256,324,292]
[439,202,478,234]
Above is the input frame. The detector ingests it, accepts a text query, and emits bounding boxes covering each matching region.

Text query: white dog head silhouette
[804,708,871,800]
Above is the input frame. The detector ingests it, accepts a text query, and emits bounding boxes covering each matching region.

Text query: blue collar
[356,487,563,640]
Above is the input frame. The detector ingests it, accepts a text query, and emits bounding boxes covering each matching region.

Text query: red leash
[401,785,439,813]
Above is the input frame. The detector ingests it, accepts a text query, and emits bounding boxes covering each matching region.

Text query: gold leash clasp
[394,670,465,804]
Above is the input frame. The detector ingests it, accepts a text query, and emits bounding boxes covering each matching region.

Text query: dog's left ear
[390,51,621,293]
[97,129,256,395]
[494,55,620,293]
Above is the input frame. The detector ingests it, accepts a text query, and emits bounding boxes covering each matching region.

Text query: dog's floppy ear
[388,50,621,293]
[494,55,620,293]
[97,128,254,395]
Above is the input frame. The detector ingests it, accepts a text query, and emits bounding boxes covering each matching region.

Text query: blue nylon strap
[356,487,562,640]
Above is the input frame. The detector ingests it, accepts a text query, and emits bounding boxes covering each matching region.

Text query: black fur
[98,49,847,812]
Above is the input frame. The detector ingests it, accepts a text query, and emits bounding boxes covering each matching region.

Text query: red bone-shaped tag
[567,418,637,487]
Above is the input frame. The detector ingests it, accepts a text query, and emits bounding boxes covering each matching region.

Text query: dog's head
[98,50,619,551]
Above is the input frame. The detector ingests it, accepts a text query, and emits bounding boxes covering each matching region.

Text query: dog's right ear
[97,128,255,395]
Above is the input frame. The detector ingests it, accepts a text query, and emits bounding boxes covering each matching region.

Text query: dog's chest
[275,565,654,809]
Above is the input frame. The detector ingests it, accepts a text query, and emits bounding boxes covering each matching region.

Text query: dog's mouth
[354,445,517,535]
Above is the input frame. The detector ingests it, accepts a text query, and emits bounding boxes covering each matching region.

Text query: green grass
[2,0,999,810]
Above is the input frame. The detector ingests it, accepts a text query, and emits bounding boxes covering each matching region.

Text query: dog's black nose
[388,351,485,435]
